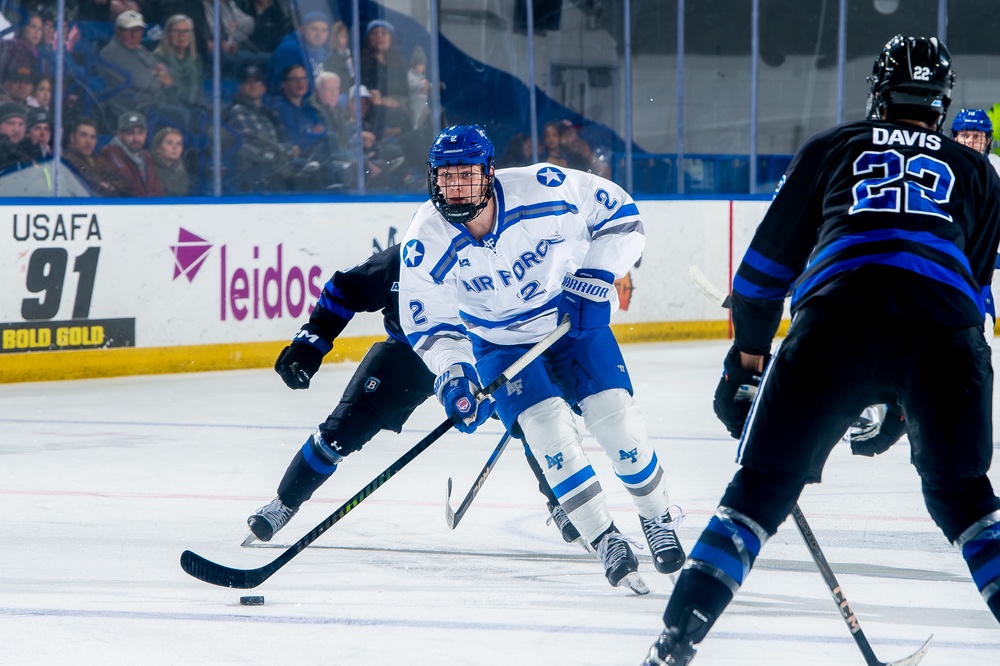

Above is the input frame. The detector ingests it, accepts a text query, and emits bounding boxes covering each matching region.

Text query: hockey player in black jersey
[644,35,1000,665]
[245,245,583,548]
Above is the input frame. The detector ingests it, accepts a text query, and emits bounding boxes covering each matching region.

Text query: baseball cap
[301,10,331,26]
[117,111,147,131]
[0,102,26,124]
[7,65,37,83]
[239,64,265,83]
[115,10,146,30]
[366,19,395,37]
[26,108,50,129]
[349,84,371,99]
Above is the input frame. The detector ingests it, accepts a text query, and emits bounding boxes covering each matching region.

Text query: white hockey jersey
[399,163,644,376]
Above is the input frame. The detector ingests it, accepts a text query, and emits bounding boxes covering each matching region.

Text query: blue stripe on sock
[705,515,763,556]
[615,451,658,485]
[551,465,597,498]
[302,440,338,475]
[689,542,747,585]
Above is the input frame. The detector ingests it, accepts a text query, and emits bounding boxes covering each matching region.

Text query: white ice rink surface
[3,339,1000,665]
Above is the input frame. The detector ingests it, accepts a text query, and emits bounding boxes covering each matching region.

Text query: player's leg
[520,439,583,545]
[249,340,434,541]
[549,328,684,573]
[648,308,875,662]
[906,325,1000,622]
[476,340,643,590]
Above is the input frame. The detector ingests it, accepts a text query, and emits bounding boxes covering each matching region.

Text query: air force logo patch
[403,240,425,268]
[619,448,638,464]
[536,166,565,187]
[545,453,564,470]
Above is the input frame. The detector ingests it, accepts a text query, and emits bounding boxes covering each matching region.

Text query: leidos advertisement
[2,204,405,354]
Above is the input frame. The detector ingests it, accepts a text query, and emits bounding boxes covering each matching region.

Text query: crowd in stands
[0,1,612,196]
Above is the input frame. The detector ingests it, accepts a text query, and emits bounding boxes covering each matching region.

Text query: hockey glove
[557,268,615,339]
[435,362,496,434]
[851,403,906,457]
[713,345,767,439]
[274,328,333,390]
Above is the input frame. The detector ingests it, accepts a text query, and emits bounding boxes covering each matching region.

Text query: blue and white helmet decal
[536,166,566,187]
[403,239,425,268]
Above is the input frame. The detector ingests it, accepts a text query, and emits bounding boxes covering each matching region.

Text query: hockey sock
[957,512,1000,623]
[662,509,768,640]
[276,432,342,508]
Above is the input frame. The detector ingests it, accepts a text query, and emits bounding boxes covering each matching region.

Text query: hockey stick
[445,430,513,529]
[791,504,932,666]
[687,265,731,308]
[180,317,571,589]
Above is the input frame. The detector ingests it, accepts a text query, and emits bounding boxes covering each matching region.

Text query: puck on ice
[239,595,264,606]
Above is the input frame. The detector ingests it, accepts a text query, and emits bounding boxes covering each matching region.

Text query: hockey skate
[595,527,649,595]
[641,507,686,574]
[642,628,697,665]
[245,497,299,544]
[546,502,593,552]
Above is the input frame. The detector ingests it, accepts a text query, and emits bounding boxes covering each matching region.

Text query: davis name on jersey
[399,164,644,375]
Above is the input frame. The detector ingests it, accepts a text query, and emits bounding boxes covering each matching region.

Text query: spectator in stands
[346,83,405,190]
[1,65,37,106]
[202,0,266,76]
[99,10,179,125]
[0,102,33,170]
[323,20,354,92]
[237,0,293,57]
[151,126,189,195]
[558,119,611,178]
[539,120,568,166]
[62,116,121,196]
[0,12,48,81]
[500,131,533,168]
[310,71,350,147]
[266,10,331,97]
[97,110,165,196]
[223,63,298,192]
[407,45,429,131]
[25,108,52,158]
[269,63,347,190]
[359,18,409,139]
[153,14,204,108]
[26,73,52,111]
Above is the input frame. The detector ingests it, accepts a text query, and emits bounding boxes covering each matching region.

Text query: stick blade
[883,635,932,666]
[445,478,458,529]
[180,549,272,589]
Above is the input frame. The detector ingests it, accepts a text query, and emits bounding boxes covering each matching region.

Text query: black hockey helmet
[426,124,495,225]
[866,34,956,131]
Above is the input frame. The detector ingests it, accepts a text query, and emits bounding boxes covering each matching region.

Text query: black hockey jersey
[732,119,1000,355]
[304,245,406,346]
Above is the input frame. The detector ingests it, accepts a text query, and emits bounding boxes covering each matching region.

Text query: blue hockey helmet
[427,124,495,225]
[951,108,993,155]
[866,35,955,131]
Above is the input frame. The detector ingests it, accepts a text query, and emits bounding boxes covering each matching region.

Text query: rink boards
[0,198,771,382]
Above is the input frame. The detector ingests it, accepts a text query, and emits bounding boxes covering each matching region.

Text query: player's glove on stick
[435,362,496,434]
[557,268,615,339]
[274,327,332,389]
[713,344,767,438]
[851,403,907,457]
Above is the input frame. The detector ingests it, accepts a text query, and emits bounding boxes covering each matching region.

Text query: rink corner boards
[0,320,779,384]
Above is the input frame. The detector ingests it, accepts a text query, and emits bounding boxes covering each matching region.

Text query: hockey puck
[239,595,265,606]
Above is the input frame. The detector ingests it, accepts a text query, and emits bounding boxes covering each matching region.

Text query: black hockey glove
[850,403,906,457]
[274,327,332,389]
[713,345,767,439]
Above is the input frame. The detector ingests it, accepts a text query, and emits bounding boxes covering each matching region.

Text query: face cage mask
[426,164,495,225]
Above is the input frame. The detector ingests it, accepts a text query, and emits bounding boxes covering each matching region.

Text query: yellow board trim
[0,320,793,384]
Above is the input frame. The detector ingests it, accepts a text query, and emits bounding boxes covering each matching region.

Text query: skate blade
[240,532,258,547]
[618,571,650,595]
[575,537,596,554]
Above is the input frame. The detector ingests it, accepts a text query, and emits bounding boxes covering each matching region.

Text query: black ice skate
[640,507,686,574]
[245,497,299,543]
[595,527,648,595]
[546,502,580,543]
[642,628,697,666]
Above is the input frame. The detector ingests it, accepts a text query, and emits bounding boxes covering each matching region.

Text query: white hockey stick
[687,265,730,308]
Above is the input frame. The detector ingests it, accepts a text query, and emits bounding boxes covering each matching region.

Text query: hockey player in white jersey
[399,124,685,594]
